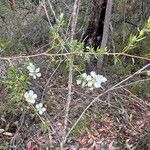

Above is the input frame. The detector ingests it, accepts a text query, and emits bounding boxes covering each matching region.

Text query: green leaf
[0,40,11,48]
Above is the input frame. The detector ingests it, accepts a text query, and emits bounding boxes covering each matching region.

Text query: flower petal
[30,99,36,104]
[35,68,40,72]
[27,63,35,71]
[39,110,43,115]
[82,81,86,87]
[90,71,96,78]
[29,72,33,76]
[32,94,37,99]
[39,103,43,107]
[24,92,28,98]
[86,75,92,81]
[28,90,34,96]
[36,104,39,109]
[76,80,81,85]
[36,73,41,77]
[33,75,36,79]
[97,75,107,83]
[27,66,32,70]
[81,73,87,78]
[94,82,101,88]
[87,81,93,87]
[42,107,46,112]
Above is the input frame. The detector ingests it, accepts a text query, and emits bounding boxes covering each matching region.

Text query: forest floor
[0,54,150,150]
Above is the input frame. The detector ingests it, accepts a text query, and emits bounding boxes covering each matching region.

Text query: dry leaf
[79,136,88,145]
[26,141,32,150]
[109,141,115,150]
[98,127,109,132]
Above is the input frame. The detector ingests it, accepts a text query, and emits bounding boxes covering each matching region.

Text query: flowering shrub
[76,71,107,90]
[5,66,29,103]
[23,63,46,115]
[27,63,41,79]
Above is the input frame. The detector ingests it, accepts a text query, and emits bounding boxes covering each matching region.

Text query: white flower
[86,75,92,81]
[27,63,41,79]
[29,68,41,79]
[90,71,96,78]
[36,103,46,115]
[81,73,87,79]
[24,90,37,104]
[76,71,107,90]
[76,79,82,85]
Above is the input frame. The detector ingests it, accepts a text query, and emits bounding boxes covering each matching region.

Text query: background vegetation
[0,0,150,149]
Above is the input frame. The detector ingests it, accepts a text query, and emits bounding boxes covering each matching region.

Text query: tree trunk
[83,0,113,71]
[97,0,114,70]
[83,0,106,51]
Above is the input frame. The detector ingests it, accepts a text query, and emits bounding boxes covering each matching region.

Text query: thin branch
[113,78,150,90]
[61,0,80,149]
[0,52,150,61]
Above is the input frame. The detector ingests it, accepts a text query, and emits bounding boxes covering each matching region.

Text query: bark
[83,0,106,51]
[97,0,114,70]
[83,0,113,71]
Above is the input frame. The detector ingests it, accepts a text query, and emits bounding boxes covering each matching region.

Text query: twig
[122,87,150,108]
[113,78,150,90]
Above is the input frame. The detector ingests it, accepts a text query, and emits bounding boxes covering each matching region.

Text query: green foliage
[0,40,11,49]
[0,0,10,16]
[129,82,150,98]
[0,145,9,150]
[124,17,150,52]
[0,40,12,54]
[70,118,89,138]
[114,61,135,76]
[5,66,29,102]
[113,17,150,81]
